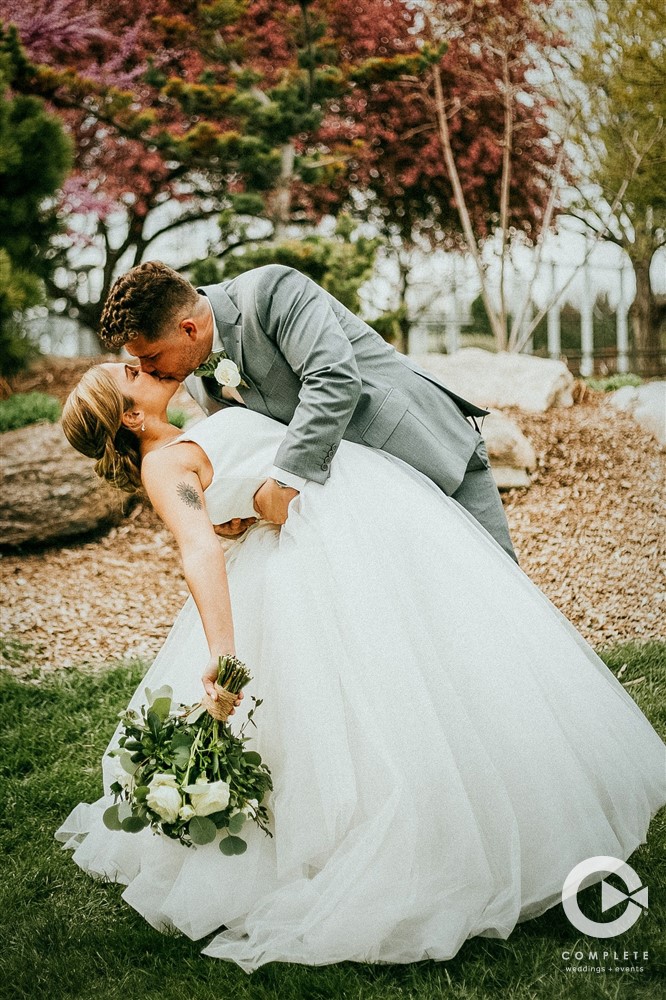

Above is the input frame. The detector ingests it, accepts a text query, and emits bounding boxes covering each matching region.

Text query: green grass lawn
[1,643,664,1000]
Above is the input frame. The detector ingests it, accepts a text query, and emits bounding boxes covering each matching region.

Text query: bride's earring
[141,422,145,432]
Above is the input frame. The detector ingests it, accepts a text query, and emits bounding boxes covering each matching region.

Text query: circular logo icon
[562,856,648,938]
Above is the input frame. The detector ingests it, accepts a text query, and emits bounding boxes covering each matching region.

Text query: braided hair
[99,260,200,350]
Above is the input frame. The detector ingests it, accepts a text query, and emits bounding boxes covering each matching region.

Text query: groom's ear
[180,318,198,338]
[179,297,210,341]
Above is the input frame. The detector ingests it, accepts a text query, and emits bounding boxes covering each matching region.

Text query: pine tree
[0,27,71,374]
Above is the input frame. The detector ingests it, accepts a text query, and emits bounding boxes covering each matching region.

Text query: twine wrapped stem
[202,654,252,721]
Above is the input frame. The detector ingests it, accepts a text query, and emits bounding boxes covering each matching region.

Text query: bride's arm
[141,451,239,704]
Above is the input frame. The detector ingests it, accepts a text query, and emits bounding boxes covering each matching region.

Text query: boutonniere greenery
[193,350,249,389]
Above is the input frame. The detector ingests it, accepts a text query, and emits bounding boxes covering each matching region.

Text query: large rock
[0,422,130,548]
[410,348,575,412]
[606,381,666,447]
[482,410,537,489]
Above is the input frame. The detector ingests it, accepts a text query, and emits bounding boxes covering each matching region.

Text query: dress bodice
[161,408,291,523]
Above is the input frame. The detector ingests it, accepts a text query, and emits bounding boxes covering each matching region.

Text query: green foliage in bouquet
[103,658,273,855]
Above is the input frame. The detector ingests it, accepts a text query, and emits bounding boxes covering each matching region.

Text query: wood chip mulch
[1,359,664,678]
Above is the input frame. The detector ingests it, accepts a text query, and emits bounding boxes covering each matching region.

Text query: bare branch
[512,122,662,352]
[430,59,506,347]
[507,122,572,350]
[498,50,513,344]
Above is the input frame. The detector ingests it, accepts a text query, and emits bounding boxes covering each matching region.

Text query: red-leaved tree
[4,0,571,348]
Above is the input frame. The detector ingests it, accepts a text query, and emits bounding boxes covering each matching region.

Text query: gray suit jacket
[184,265,488,495]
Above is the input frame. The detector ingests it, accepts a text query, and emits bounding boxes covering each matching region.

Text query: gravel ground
[1,359,664,678]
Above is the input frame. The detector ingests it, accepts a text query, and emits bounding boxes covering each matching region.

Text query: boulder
[482,410,537,489]
[607,381,666,448]
[0,422,130,548]
[410,348,575,412]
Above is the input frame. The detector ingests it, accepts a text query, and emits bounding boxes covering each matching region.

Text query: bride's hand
[201,658,244,714]
[214,517,257,538]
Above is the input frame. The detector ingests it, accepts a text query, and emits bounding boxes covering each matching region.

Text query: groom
[99,260,517,561]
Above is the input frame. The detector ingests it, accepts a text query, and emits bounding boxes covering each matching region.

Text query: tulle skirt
[55,445,666,972]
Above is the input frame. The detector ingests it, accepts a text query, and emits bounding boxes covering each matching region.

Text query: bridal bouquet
[103,656,273,854]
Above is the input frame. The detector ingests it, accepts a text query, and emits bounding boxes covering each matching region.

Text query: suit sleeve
[258,266,362,484]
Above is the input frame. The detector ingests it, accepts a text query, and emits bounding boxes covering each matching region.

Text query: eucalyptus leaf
[171,733,194,749]
[188,816,217,845]
[219,835,247,856]
[121,815,148,833]
[134,785,150,801]
[145,684,173,707]
[243,751,262,765]
[172,747,191,768]
[119,753,141,776]
[151,697,173,722]
[102,804,122,831]
[228,811,246,834]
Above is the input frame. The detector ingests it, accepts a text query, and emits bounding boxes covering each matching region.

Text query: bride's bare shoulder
[141,440,213,491]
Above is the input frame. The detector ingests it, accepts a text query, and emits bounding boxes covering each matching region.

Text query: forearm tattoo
[176,481,203,510]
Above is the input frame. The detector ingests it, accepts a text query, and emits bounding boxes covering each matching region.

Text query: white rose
[146,773,182,824]
[184,778,231,816]
[214,359,241,387]
[179,803,196,821]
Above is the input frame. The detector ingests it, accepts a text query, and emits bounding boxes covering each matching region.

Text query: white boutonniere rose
[214,358,242,388]
[193,350,249,389]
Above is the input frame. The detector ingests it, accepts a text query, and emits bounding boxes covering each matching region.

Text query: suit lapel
[197,283,244,370]
[194,282,270,414]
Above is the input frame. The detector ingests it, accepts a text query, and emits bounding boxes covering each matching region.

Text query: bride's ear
[121,408,144,433]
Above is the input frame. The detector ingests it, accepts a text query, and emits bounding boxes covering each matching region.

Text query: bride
[55,361,666,974]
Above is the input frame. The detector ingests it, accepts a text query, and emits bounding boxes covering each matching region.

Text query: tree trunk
[272,143,295,240]
[630,260,660,375]
[430,65,506,349]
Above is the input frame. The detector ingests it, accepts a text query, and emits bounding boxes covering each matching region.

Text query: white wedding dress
[55,407,666,973]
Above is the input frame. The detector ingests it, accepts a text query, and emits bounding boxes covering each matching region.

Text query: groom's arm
[257,266,362,484]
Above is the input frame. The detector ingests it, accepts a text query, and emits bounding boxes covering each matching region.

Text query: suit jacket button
[321,463,329,470]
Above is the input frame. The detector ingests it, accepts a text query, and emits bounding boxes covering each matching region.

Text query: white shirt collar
[205,296,224,353]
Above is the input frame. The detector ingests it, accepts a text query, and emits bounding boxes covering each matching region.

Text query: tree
[323,0,573,352]
[2,1,279,334]
[418,0,576,351]
[5,0,411,338]
[6,0,573,351]
[191,213,380,313]
[0,28,71,375]
[562,0,665,368]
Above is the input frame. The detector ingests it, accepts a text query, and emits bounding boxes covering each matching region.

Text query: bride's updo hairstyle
[62,366,142,493]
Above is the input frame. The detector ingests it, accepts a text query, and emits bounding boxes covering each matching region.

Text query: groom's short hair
[99,260,200,350]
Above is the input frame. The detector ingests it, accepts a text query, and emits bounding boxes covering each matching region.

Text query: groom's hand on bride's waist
[253,479,299,525]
